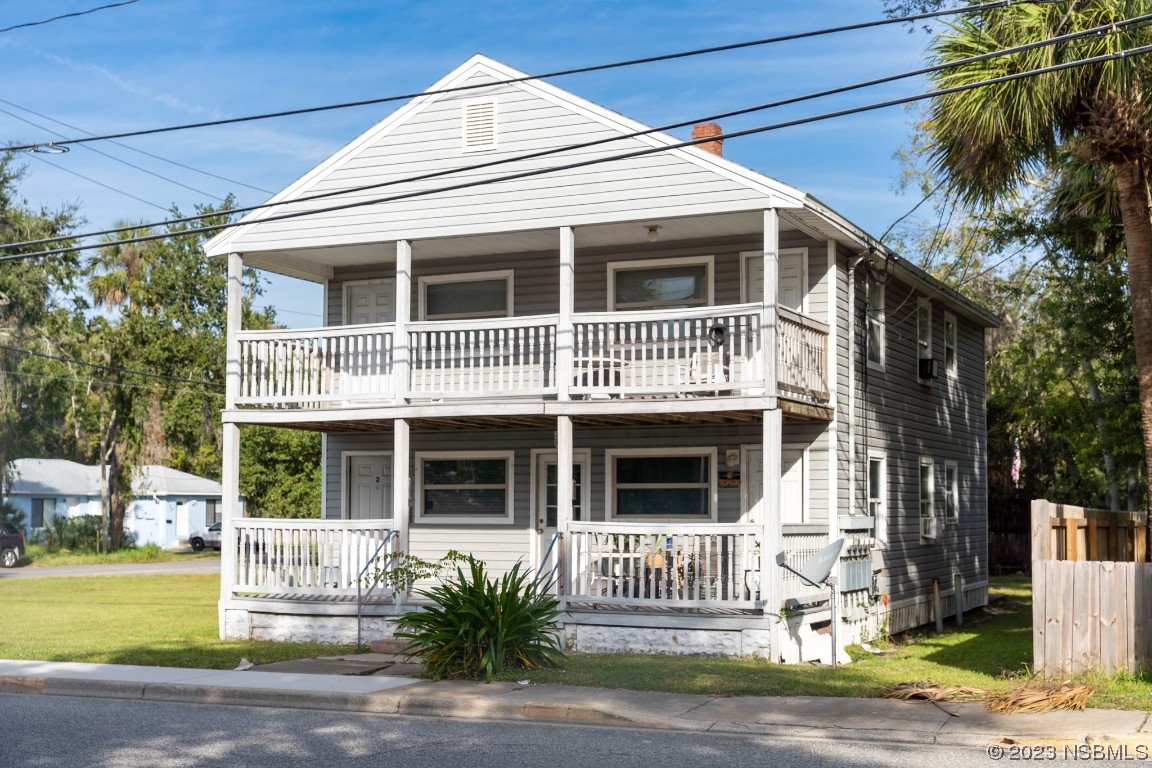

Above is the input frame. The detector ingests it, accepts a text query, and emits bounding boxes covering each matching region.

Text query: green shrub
[44,515,105,553]
[396,556,564,681]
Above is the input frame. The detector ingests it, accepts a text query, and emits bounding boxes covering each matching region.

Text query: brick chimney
[691,123,723,156]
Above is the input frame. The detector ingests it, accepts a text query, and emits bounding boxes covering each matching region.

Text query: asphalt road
[0,693,1039,768]
[0,557,220,579]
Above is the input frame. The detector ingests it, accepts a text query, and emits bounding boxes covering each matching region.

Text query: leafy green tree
[238,426,321,518]
[924,1,1152,509]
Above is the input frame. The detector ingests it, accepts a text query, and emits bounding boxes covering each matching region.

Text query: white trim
[418,269,514,321]
[919,456,935,520]
[917,298,933,369]
[605,447,718,522]
[341,450,392,521]
[415,450,515,525]
[740,443,759,524]
[608,255,714,312]
[780,442,809,525]
[342,278,395,326]
[530,448,592,533]
[866,280,885,371]
[461,98,498,153]
[944,459,959,523]
[741,248,808,313]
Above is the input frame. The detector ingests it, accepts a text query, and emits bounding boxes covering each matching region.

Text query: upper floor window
[866,281,885,368]
[917,299,933,382]
[944,312,958,377]
[419,270,513,321]
[608,256,713,311]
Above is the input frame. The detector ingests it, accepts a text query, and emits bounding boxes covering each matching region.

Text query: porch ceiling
[237,208,857,282]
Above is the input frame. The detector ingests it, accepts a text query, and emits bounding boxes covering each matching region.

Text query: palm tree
[925,0,1152,509]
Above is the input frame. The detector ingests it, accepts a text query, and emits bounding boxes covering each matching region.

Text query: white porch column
[761,408,782,658]
[394,240,412,403]
[555,414,573,609]
[557,227,575,401]
[826,238,840,537]
[393,418,411,598]
[218,421,240,638]
[225,252,243,409]
[762,210,779,398]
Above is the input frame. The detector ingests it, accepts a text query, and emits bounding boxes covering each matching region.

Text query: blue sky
[1,1,938,327]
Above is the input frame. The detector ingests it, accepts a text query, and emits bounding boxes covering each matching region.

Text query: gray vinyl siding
[323,422,832,528]
[852,274,989,604]
[326,232,830,325]
[228,70,771,253]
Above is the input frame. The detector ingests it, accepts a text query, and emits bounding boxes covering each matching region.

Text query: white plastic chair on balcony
[682,350,729,395]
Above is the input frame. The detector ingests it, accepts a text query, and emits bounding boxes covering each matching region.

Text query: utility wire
[3,367,224,398]
[0,343,224,389]
[0,97,271,194]
[0,1,139,35]
[7,6,1138,253]
[26,153,170,213]
[7,36,1152,262]
[4,0,1056,153]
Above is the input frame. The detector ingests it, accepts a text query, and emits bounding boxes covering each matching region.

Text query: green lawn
[21,543,219,568]
[2,572,1148,709]
[0,574,353,668]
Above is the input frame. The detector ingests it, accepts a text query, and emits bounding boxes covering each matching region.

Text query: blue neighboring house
[5,458,227,549]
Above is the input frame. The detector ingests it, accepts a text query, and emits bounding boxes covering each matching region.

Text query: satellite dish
[775,537,845,588]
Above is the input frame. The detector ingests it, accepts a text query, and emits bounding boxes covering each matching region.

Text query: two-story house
[205,55,997,663]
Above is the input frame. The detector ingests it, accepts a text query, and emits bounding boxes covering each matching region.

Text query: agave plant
[396,555,564,681]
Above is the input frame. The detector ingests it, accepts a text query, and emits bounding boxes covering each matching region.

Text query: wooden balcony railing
[232,304,829,409]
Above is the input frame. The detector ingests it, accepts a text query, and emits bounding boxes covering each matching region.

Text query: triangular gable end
[205,54,806,259]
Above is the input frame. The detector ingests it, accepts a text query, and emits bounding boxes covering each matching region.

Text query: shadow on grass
[77,641,358,671]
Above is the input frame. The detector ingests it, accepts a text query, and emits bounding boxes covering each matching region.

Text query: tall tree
[924,1,1152,509]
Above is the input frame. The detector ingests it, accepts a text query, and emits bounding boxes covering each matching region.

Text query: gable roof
[204,54,811,267]
[7,459,223,499]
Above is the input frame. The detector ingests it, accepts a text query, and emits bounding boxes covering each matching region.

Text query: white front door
[348,454,390,520]
[743,446,763,524]
[743,249,807,313]
[533,451,588,583]
[344,279,396,325]
[780,447,806,524]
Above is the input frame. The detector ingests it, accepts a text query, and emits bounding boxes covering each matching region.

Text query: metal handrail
[356,529,399,653]
[536,531,562,581]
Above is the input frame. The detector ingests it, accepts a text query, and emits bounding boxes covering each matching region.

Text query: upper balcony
[232,303,829,415]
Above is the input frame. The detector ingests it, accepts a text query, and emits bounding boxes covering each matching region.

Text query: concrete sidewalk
[0,657,1148,748]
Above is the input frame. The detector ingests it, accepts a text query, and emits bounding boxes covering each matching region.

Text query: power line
[7,35,1151,263]
[0,343,224,389]
[7,5,1136,253]
[4,0,1055,154]
[0,97,272,195]
[25,153,171,213]
[3,367,223,399]
[0,1,139,35]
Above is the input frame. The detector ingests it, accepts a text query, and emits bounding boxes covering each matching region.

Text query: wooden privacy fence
[1031,499,1151,675]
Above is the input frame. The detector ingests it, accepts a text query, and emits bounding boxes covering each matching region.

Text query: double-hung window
[866,281,885,368]
[944,312,958,377]
[917,299,933,382]
[416,451,514,524]
[607,448,716,521]
[919,457,935,519]
[868,456,887,545]
[944,460,959,523]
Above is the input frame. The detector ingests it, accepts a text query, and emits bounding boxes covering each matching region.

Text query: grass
[0,574,353,668]
[495,575,1152,710]
[21,543,218,567]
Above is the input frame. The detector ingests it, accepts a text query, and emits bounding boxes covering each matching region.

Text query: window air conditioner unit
[919,358,942,381]
[920,516,939,541]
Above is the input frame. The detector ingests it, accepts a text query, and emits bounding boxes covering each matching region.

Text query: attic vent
[462,99,497,152]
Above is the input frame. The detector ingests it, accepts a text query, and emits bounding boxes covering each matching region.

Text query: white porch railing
[229,518,397,597]
[232,304,829,408]
[566,522,762,609]
[777,307,829,401]
[407,314,558,398]
[572,305,763,398]
[236,324,395,405]
[779,528,830,604]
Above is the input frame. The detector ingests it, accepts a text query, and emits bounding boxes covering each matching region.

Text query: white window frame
[608,255,714,311]
[944,460,959,523]
[205,499,222,526]
[342,278,395,326]
[919,456,935,520]
[341,450,392,521]
[415,450,515,525]
[606,447,718,522]
[917,298,933,360]
[529,448,592,528]
[944,311,958,378]
[866,281,885,370]
[461,98,498,153]
[418,270,514,321]
[868,454,887,546]
[740,248,809,312]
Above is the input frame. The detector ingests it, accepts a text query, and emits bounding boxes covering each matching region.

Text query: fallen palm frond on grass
[886,680,985,702]
[985,682,1094,714]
